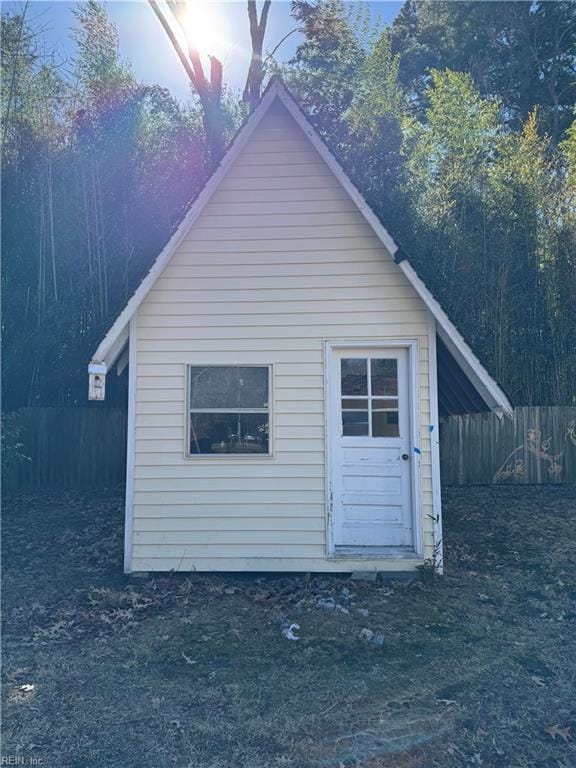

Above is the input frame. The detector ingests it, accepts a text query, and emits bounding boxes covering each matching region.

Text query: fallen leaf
[545,725,571,743]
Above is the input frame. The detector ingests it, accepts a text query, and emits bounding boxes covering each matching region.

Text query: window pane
[372,410,399,437]
[371,359,398,396]
[372,398,398,410]
[190,366,268,409]
[341,358,368,396]
[190,413,269,454]
[341,398,368,410]
[342,410,369,436]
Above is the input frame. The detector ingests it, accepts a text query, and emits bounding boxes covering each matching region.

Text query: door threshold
[333,545,419,560]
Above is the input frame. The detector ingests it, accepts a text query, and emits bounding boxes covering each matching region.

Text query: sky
[2,0,403,102]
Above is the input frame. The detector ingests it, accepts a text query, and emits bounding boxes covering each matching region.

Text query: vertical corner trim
[124,314,138,574]
[427,312,444,574]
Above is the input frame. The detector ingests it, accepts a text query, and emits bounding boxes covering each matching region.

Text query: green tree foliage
[390,1,576,141]
[1,4,207,409]
[2,0,575,412]
[283,5,575,404]
[284,1,405,213]
[561,110,576,196]
[286,0,366,142]
[398,73,576,404]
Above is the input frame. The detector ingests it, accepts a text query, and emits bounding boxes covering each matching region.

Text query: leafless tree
[148,0,271,166]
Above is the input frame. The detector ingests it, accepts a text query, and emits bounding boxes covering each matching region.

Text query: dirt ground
[2,485,576,768]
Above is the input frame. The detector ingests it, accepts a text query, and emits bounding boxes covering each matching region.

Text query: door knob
[401,453,409,461]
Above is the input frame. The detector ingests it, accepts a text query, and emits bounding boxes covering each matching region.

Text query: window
[188,366,270,455]
[340,357,399,437]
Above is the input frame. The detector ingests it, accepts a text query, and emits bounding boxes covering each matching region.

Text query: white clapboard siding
[131,99,435,571]
[132,544,326,560]
[134,477,324,493]
[134,504,323,518]
[215,163,331,180]
[210,187,352,204]
[133,491,326,506]
[137,315,425,332]
[171,252,388,268]
[173,236,383,254]
[133,517,326,532]
[134,453,325,468]
[143,288,424,304]
[134,463,324,479]
[159,260,401,278]
[202,199,356,215]
[134,530,325,546]
[153,273,412,291]
[185,225,392,242]
[135,438,327,454]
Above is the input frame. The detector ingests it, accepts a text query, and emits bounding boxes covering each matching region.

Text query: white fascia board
[398,260,513,417]
[88,81,289,368]
[89,324,129,374]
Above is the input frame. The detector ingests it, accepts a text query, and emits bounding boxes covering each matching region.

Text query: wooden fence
[3,407,127,492]
[440,406,576,485]
[4,405,576,492]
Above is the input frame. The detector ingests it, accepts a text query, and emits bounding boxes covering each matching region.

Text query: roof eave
[398,261,513,417]
[90,79,292,368]
[89,78,512,418]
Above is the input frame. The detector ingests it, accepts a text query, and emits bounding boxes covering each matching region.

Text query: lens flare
[184,1,224,56]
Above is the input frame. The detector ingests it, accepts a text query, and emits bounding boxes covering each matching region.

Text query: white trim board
[427,312,443,573]
[123,314,138,573]
[88,77,511,416]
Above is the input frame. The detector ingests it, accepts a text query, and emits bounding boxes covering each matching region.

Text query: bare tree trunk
[45,151,58,302]
[79,156,96,316]
[94,160,109,316]
[243,1,271,110]
[37,198,45,324]
[148,0,271,164]
[148,0,224,166]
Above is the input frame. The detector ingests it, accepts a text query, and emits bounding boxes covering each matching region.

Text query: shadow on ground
[2,486,576,767]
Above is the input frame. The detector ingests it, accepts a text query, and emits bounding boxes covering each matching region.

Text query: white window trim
[184,364,274,459]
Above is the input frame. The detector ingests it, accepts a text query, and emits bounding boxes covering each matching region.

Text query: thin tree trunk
[45,151,58,302]
[80,156,96,315]
[243,0,271,109]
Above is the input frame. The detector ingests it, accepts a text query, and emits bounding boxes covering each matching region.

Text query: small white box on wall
[88,363,107,401]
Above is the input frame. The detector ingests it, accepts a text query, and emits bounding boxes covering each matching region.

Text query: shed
[89,79,512,575]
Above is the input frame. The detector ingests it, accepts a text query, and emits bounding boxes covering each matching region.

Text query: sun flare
[183,2,225,56]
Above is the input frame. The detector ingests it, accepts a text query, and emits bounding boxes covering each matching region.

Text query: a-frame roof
[90,77,512,416]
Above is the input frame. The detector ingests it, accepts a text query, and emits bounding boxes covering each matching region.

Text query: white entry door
[328,346,414,552]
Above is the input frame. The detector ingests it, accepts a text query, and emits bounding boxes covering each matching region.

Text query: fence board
[3,407,127,492]
[4,405,576,492]
[440,406,576,485]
